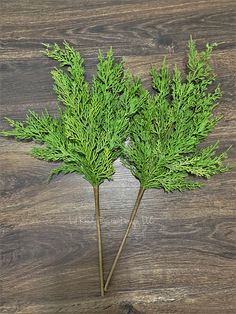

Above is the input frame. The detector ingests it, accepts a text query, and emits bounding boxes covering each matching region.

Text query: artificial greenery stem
[104,186,145,291]
[93,186,104,296]
[105,37,230,291]
[0,42,144,297]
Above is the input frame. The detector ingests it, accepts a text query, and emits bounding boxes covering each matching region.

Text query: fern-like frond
[1,43,144,186]
[122,37,229,192]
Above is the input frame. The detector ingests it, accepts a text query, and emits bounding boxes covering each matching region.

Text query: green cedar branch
[0,42,146,297]
[104,37,230,291]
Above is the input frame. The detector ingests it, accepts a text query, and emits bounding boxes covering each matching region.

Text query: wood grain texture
[0,0,236,313]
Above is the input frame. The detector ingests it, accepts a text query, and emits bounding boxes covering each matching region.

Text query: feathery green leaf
[122,37,229,191]
[1,42,146,186]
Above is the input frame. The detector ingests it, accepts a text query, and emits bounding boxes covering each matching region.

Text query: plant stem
[93,185,105,297]
[104,186,145,291]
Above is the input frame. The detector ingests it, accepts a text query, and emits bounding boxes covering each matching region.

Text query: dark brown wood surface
[1,0,236,313]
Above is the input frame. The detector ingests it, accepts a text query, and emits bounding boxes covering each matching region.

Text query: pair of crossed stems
[1,38,229,296]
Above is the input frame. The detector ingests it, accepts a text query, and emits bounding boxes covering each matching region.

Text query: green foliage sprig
[0,42,146,296]
[104,37,230,291]
[1,42,145,186]
[122,37,229,192]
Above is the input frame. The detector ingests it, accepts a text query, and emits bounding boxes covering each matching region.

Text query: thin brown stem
[93,186,104,297]
[104,186,145,291]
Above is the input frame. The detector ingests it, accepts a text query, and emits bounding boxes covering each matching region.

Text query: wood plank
[1,0,235,60]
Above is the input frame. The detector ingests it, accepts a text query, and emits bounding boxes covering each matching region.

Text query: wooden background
[0,0,236,313]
